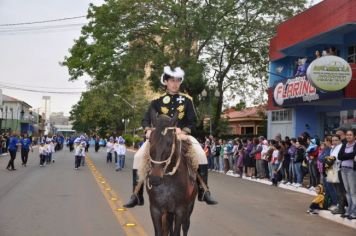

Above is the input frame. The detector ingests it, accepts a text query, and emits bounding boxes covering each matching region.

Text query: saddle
[138,138,199,183]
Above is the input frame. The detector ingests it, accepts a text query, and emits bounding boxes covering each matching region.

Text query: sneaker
[328,205,338,211]
[286,182,291,185]
[74,167,78,170]
[309,210,319,215]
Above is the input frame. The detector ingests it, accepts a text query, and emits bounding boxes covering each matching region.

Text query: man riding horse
[124,65,218,208]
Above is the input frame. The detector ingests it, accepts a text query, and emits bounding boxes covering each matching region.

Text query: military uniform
[142,92,197,134]
[133,92,207,169]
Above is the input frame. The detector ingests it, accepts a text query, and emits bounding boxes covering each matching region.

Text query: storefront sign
[307,55,352,91]
[273,75,343,106]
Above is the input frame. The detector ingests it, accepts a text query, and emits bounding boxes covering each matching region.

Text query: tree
[235,101,246,111]
[63,0,306,135]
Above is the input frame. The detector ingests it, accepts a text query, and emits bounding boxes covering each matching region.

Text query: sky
[0,0,103,116]
[0,0,323,116]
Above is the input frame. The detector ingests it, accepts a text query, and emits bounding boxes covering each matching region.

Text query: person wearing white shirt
[328,134,347,215]
[106,137,115,163]
[74,141,85,170]
[39,142,48,167]
[115,136,126,171]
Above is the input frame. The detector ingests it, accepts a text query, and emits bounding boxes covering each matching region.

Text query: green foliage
[63,0,306,136]
[122,134,143,147]
[235,101,246,111]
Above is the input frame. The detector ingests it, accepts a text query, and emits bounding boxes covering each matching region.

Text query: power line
[0,23,85,33]
[0,84,84,95]
[0,15,86,27]
[0,81,85,90]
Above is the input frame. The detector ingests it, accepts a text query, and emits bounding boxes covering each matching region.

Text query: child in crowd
[115,136,126,171]
[45,138,52,164]
[74,140,85,170]
[306,184,325,214]
[106,137,115,163]
[306,138,320,189]
[49,139,56,163]
[39,142,47,167]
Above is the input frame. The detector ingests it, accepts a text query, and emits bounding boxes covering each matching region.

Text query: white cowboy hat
[160,66,185,85]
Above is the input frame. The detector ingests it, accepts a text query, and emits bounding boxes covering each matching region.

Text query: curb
[225,170,318,196]
[318,210,356,229]
[224,170,356,228]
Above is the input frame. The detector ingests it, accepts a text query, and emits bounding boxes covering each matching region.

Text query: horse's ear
[170,111,178,126]
[150,107,158,127]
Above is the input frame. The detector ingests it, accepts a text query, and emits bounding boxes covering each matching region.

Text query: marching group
[202,128,356,220]
[0,132,65,170]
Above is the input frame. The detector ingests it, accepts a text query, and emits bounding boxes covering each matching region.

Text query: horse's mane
[137,114,198,182]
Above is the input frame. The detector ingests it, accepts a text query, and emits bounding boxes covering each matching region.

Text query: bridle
[147,127,182,182]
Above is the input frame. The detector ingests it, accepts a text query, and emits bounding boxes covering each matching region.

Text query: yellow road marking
[86,156,148,236]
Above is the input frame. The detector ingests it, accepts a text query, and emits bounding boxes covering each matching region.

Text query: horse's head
[148,112,178,186]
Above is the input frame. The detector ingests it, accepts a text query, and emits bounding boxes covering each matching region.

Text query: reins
[147,127,182,189]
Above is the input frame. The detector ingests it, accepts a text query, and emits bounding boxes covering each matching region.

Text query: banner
[272,75,343,107]
[307,55,352,91]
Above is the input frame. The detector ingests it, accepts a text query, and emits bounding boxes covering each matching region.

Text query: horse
[144,114,198,236]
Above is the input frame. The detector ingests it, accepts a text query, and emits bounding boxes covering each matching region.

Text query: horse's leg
[167,213,174,235]
[172,211,183,236]
[182,216,190,236]
[182,202,195,236]
[150,206,163,236]
[161,212,169,236]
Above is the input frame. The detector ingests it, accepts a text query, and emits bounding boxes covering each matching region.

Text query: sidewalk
[222,170,356,229]
[127,148,356,229]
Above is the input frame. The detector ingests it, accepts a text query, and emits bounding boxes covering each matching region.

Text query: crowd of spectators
[202,128,356,220]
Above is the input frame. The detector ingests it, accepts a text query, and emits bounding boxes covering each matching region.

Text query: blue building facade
[267,0,356,139]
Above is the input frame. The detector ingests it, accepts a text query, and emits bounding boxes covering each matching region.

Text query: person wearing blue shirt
[20,133,32,167]
[6,132,20,171]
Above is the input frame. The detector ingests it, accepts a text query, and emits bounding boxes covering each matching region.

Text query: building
[49,112,70,125]
[222,106,266,136]
[267,0,356,139]
[0,93,37,134]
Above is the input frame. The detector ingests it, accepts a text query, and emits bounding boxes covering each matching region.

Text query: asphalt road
[0,147,354,236]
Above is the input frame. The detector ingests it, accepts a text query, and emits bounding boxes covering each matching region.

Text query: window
[271,109,292,122]
[348,45,356,63]
[242,127,254,135]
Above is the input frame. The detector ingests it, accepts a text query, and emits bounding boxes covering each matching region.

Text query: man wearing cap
[124,66,218,208]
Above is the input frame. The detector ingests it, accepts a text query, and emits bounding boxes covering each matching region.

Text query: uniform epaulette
[179,92,193,100]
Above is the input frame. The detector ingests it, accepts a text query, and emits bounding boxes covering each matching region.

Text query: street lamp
[200,88,220,135]
[114,94,136,147]
[121,118,130,134]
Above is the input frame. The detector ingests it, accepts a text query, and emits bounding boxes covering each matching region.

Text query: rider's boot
[198,164,218,205]
[123,169,144,208]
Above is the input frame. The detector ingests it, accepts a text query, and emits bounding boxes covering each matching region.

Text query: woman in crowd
[328,134,347,215]
[249,138,260,178]
[245,138,255,178]
[317,136,337,210]
[293,139,305,187]
[288,138,297,185]
[214,139,221,172]
[338,129,356,219]
[219,139,226,173]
